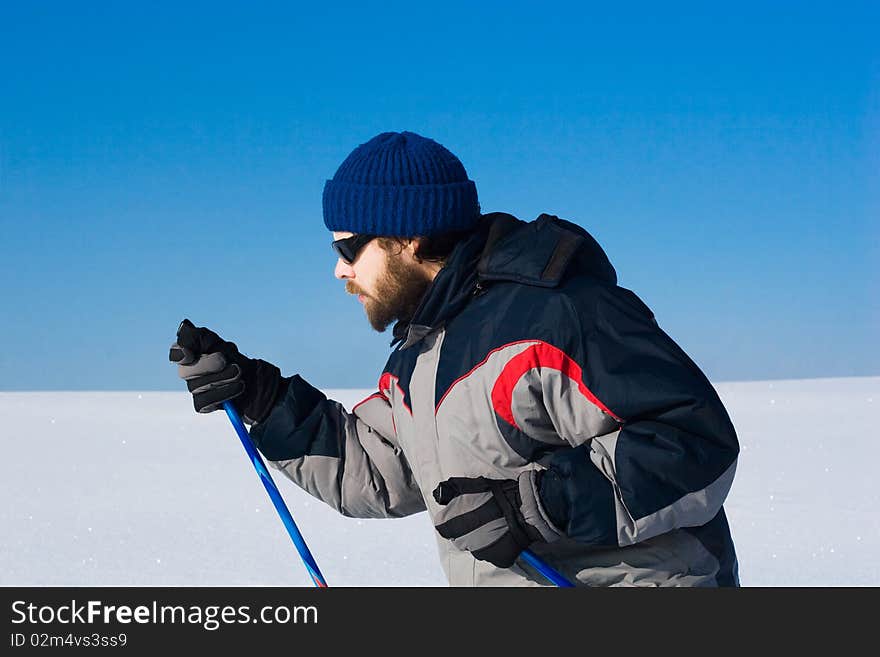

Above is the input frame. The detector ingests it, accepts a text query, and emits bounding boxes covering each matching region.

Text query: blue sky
[1,2,877,390]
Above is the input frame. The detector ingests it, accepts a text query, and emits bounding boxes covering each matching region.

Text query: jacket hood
[392,212,617,349]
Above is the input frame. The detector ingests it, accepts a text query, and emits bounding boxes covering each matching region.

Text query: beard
[345,253,432,332]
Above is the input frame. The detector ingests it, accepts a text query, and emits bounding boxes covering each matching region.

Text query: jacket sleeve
[499,287,739,548]
[248,374,426,519]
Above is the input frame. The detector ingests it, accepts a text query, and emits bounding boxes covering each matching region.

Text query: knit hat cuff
[323,179,480,237]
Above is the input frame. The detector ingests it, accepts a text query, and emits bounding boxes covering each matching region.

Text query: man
[170,131,740,586]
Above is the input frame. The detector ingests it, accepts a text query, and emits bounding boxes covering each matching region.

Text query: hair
[377,229,474,265]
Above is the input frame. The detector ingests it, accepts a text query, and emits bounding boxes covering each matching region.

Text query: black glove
[432,472,562,569]
[169,318,285,424]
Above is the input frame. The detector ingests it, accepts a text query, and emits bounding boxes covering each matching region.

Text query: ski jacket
[251,212,740,586]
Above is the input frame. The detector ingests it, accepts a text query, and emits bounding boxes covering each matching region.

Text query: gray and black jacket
[251,212,740,586]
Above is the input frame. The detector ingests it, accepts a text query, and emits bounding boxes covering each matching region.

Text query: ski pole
[520,549,574,587]
[223,401,328,588]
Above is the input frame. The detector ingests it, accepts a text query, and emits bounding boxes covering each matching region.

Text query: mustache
[345,281,367,297]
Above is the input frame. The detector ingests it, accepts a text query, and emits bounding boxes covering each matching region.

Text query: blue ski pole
[520,549,574,587]
[223,401,328,588]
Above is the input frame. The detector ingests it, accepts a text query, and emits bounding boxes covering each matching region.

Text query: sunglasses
[331,233,377,265]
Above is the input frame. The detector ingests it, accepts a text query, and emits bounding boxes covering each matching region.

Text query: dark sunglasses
[331,233,377,264]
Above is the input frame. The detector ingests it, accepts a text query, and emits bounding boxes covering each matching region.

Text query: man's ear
[405,237,423,262]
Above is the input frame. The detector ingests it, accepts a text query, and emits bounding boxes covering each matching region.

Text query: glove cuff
[242,360,283,424]
[518,470,566,543]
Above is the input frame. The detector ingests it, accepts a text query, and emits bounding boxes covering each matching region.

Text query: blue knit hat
[323,131,480,237]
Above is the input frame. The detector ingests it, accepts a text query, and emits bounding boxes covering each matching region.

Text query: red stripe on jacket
[490,341,623,429]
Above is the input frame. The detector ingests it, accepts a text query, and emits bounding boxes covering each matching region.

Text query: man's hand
[169,318,284,424]
[432,472,561,569]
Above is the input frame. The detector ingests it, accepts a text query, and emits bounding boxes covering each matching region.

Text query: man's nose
[334,258,354,280]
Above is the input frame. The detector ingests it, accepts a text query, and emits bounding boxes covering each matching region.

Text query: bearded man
[170,131,740,586]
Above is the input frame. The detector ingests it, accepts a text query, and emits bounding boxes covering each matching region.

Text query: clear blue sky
[1,2,877,390]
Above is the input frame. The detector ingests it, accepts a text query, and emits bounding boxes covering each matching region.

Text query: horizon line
[1,373,879,394]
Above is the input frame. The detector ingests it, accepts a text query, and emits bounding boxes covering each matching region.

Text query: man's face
[332,232,432,332]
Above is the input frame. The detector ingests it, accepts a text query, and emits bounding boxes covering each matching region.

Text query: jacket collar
[391,212,617,350]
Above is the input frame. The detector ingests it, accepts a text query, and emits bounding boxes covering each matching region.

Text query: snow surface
[2,377,878,586]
